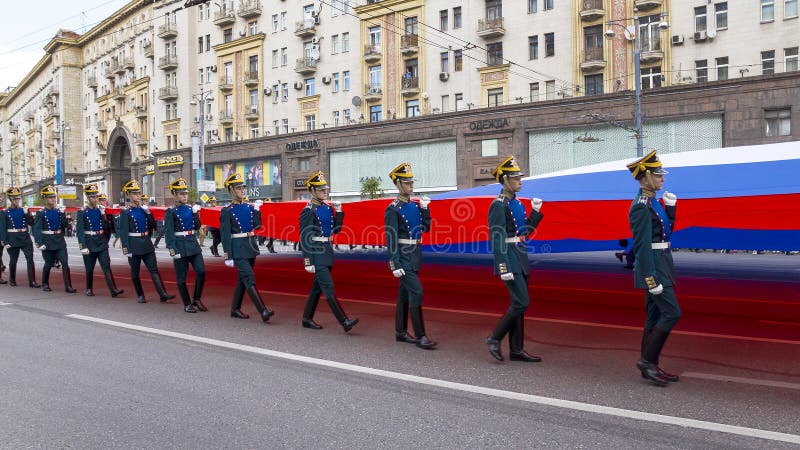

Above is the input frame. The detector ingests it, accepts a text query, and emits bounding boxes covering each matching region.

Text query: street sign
[200,193,209,203]
[198,180,216,192]
[58,185,77,200]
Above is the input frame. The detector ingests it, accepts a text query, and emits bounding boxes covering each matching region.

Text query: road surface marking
[66,313,800,445]
[0,302,12,306]
[681,372,800,390]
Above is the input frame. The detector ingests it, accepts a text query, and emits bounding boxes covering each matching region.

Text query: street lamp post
[190,88,214,193]
[57,120,70,185]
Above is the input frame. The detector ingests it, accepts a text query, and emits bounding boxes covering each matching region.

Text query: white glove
[39,245,47,251]
[531,198,543,212]
[662,191,677,206]
[305,265,316,274]
[3,244,10,249]
[23,206,29,214]
[172,253,182,260]
[332,201,342,213]
[98,205,106,214]
[392,268,406,278]
[58,205,66,213]
[81,248,90,255]
[254,200,264,208]
[648,284,664,295]
[140,204,150,213]
[500,272,515,281]
[224,259,234,267]
[192,204,201,214]
[419,196,431,210]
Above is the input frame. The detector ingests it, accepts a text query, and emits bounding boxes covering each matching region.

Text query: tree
[360,177,384,199]
[187,187,199,204]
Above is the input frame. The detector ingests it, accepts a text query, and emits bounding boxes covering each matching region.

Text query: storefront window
[481,139,498,157]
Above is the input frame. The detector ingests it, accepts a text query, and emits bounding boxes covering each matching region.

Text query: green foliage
[360,177,384,199]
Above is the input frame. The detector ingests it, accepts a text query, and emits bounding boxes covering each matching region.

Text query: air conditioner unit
[211,129,218,135]
[311,37,319,45]
[239,30,246,37]
[439,72,449,81]
[264,87,272,95]
[322,76,331,84]
[210,65,218,72]
[671,35,684,45]
[694,31,707,42]
[293,81,304,90]
[205,114,213,120]
[194,117,200,124]
[250,107,258,114]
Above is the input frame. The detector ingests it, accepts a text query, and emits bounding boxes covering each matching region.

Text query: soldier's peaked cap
[83,183,100,194]
[305,171,329,190]
[122,179,142,193]
[389,162,415,182]
[491,156,524,182]
[169,177,189,192]
[5,187,22,197]
[39,185,57,197]
[626,150,668,180]
[224,172,245,188]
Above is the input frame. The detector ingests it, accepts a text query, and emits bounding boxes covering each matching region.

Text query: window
[762,0,775,21]
[487,42,503,65]
[305,78,315,96]
[529,0,537,13]
[440,10,448,31]
[198,37,203,53]
[406,99,420,117]
[250,126,259,139]
[440,52,449,72]
[368,26,381,47]
[529,36,539,60]
[545,32,555,57]
[694,6,707,33]
[343,108,351,124]
[716,56,729,80]
[583,25,602,61]
[281,11,287,29]
[198,69,204,84]
[639,15,663,53]
[545,80,556,100]
[370,105,382,122]
[224,94,233,115]
[272,14,278,32]
[455,93,464,111]
[481,139,498,157]
[272,49,279,67]
[305,114,316,131]
[454,50,463,71]
[405,17,418,35]
[272,83,279,103]
[249,55,258,74]
[715,3,728,29]
[281,47,288,66]
[281,83,289,101]
[640,67,662,89]
[441,94,450,113]
[342,32,350,52]
[273,120,281,135]
[529,82,539,101]
[787,0,799,18]
[332,72,340,92]
[249,21,259,36]
[584,74,603,95]
[368,65,381,89]
[343,70,350,90]
[486,0,502,20]
[453,7,462,28]
[331,0,340,17]
[487,88,503,107]
[695,60,708,82]
[764,109,791,136]
[332,34,340,54]
[786,47,799,71]
[299,158,311,171]
[762,50,775,74]
[249,89,258,108]
[206,67,212,83]
[544,0,553,10]
[223,61,233,83]
[223,28,233,42]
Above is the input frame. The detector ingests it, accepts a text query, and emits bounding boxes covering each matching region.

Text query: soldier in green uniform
[118,180,175,304]
[206,195,222,257]
[76,184,124,297]
[164,178,207,313]
[485,156,543,363]
[33,185,76,293]
[0,187,40,287]
[384,162,436,349]
[627,150,681,386]
[299,171,359,332]
[220,173,274,322]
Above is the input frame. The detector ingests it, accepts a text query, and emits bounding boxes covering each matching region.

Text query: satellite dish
[706,28,717,39]
[310,48,320,60]
[352,96,362,107]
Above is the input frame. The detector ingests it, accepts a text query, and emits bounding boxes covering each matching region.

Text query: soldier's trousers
[210,229,221,251]
[173,253,205,285]
[7,245,35,280]
[644,286,682,333]
[42,248,69,284]
[128,251,159,278]
[234,257,256,288]
[397,270,423,307]
[502,273,530,318]
[306,265,337,305]
[83,249,112,277]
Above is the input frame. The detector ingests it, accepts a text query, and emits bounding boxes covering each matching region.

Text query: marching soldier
[627,150,681,386]
[220,173,274,321]
[384,163,435,349]
[206,195,222,257]
[76,184,124,297]
[485,156,543,363]
[32,185,76,293]
[299,171,359,332]
[118,180,175,304]
[164,178,207,313]
[0,187,39,287]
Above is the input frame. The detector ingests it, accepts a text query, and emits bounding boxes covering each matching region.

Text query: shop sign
[197,180,216,192]
[474,164,497,180]
[85,175,104,182]
[58,185,78,200]
[294,178,307,189]
[469,117,510,131]
[157,155,184,167]
[145,164,155,175]
[286,139,320,152]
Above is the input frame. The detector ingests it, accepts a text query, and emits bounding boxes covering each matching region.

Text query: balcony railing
[96,121,107,132]
[46,105,60,119]
[158,86,179,101]
[157,22,178,38]
[580,0,605,21]
[134,106,148,118]
[580,46,606,71]
[214,9,236,26]
[143,43,154,58]
[238,0,262,18]
[112,88,126,100]
[364,83,382,101]
[219,77,234,91]
[477,17,505,38]
[400,34,419,54]
[295,57,318,74]
[219,110,234,124]
[244,106,259,120]
[158,55,179,70]
[363,44,381,62]
[640,36,664,63]
[244,71,259,86]
[635,0,663,10]
[87,76,98,88]
[122,57,135,70]
[294,19,316,37]
[400,76,419,96]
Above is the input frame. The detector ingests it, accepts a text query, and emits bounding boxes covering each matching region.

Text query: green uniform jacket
[76,206,111,252]
[33,208,68,250]
[299,202,343,268]
[488,194,544,276]
[164,205,202,258]
[0,207,34,248]
[384,199,431,272]
[118,206,156,256]
[628,189,677,290]
[220,203,262,260]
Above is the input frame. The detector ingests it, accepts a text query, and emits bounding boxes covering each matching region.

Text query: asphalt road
[1,239,798,448]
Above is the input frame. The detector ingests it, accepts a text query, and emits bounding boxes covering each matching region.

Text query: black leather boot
[104,271,124,297]
[152,273,175,302]
[0,264,7,284]
[410,306,436,349]
[41,266,51,292]
[508,316,540,362]
[246,285,274,322]
[27,261,40,288]
[638,326,670,386]
[395,301,417,343]
[85,270,95,296]
[328,297,358,332]
[132,277,146,303]
[63,267,76,293]
[486,337,503,361]
[177,283,196,313]
[302,292,322,329]
[487,313,516,361]
[8,263,16,286]
[230,282,248,318]
[192,272,207,311]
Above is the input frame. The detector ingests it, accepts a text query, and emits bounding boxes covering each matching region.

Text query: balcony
[24,111,34,121]
[364,83,382,102]
[112,88,126,101]
[294,19,316,38]
[295,57,318,74]
[244,71,259,87]
[363,44,381,63]
[134,136,148,147]
[400,34,419,55]
[219,110,234,124]
[134,106,148,118]
[219,77,234,91]
[46,105,60,119]
[158,55,178,71]
[158,86,179,101]
[477,17,505,39]
[9,125,19,134]
[634,0,662,10]
[50,131,61,141]
[580,46,606,71]
[244,106,259,120]
[580,0,605,21]
[104,68,116,79]
[87,76,98,88]
[96,121,107,132]
[122,57,135,70]
[143,43,154,58]
[238,0,262,19]
[400,76,419,96]
[157,22,178,39]
[640,37,664,63]
[214,9,236,27]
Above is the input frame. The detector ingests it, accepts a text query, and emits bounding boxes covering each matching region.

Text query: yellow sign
[145,164,155,175]
[157,155,184,167]
[200,193,209,203]
[58,186,77,200]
